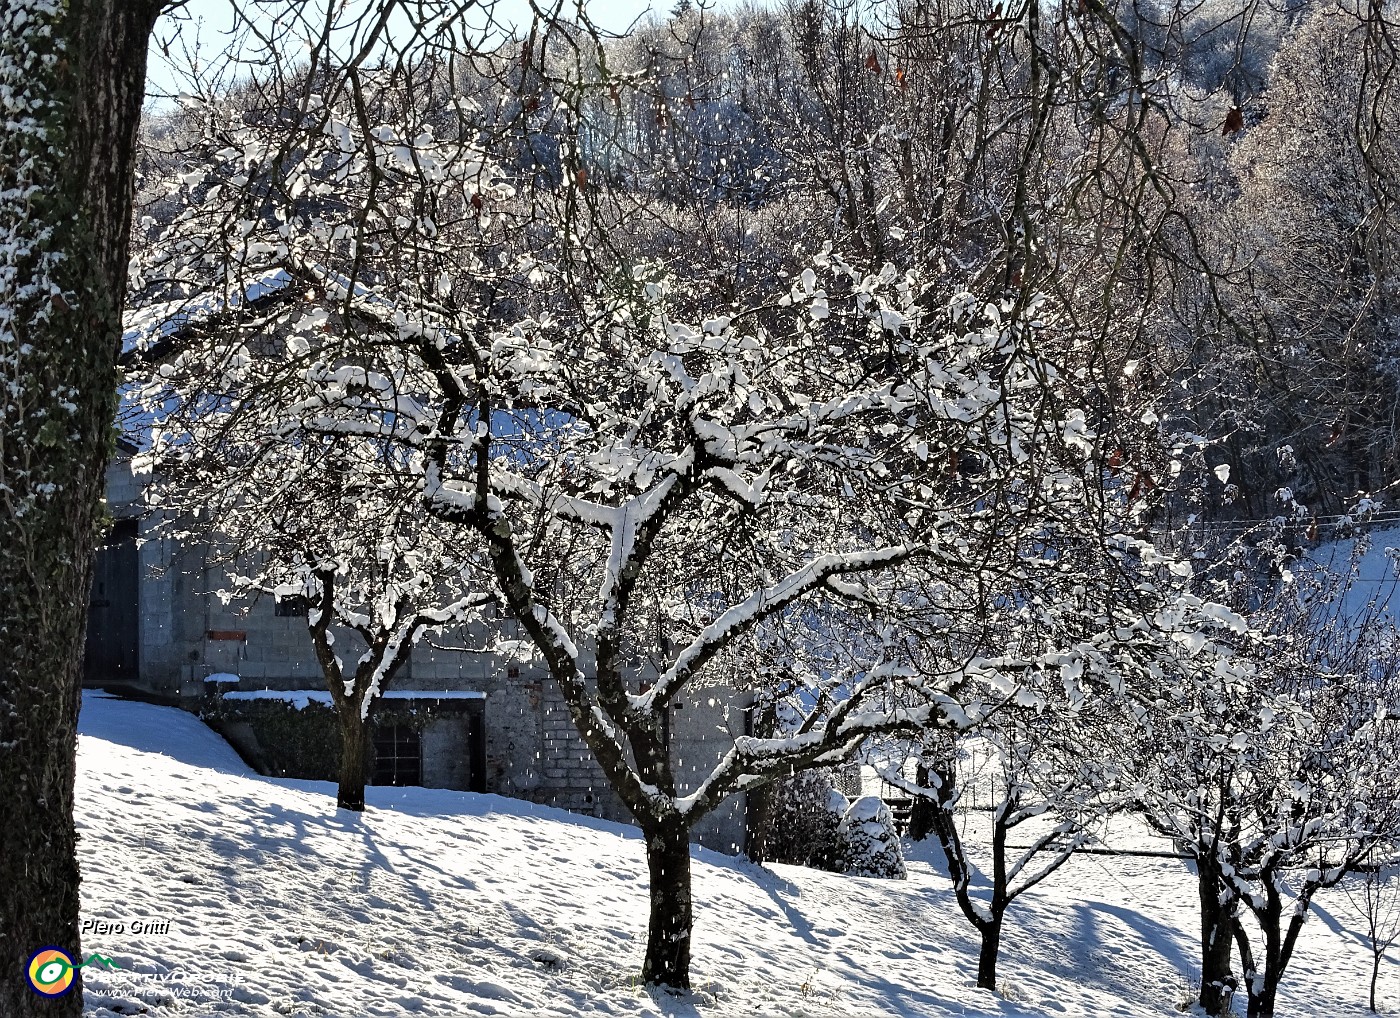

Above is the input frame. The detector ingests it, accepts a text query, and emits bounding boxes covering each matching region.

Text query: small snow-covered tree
[1224,681,1400,1018]
[884,696,1125,991]
[132,406,487,810]
[124,59,519,810]
[839,795,907,878]
[1127,555,1400,1018]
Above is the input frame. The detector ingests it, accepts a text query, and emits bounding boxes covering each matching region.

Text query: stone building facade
[88,447,751,853]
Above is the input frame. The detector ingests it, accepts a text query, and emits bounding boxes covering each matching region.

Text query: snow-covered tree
[1126,556,1400,1018]
[883,693,1125,990]
[411,254,1011,988]
[839,795,907,879]
[130,366,489,810]
[123,49,527,812]
[1223,676,1400,1018]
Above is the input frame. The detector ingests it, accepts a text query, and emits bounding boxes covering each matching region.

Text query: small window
[275,595,311,617]
[372,725,421,787]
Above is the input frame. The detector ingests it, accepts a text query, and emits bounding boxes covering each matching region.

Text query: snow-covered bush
[839,796,906,880]
[751,769,849,872]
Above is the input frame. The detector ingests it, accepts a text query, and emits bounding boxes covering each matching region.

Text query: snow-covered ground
[74,693,1391,1017]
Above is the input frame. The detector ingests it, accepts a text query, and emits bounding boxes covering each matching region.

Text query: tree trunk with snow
[1195,854,1237,1016]
[0,3,159,1015]
[928,761,1011,992]
[976,914,1004,990]
[978,799,1011,992]
[641,814,694,989]
[1246,978,1279,1018]
[336,711,369,812]
[1233,875,1314,1018]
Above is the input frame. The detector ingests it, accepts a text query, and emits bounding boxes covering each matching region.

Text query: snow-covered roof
[122,269,293,357]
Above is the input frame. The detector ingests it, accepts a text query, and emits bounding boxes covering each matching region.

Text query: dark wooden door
[83,518,139,685]
[468,708,487,793]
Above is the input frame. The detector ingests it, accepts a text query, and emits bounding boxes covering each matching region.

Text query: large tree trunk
[976,913,1004,991]
[0,4,159,1016]
[641,816,694,989]
[1196,856,1237,1017]
[337,712,369,812]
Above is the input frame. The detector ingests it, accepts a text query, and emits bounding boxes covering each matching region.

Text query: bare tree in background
[1342,844,1400,1012]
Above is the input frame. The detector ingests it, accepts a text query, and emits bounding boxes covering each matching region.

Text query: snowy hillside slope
[1306,523,1400,624]
[74,694,1389,1017]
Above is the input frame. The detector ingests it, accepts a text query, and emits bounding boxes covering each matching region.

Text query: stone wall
[669,688,750,853]
[535,683,627,822]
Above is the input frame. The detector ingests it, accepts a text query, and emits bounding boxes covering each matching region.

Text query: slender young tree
[1342,845,1400,1013]
[888,706,1120,991]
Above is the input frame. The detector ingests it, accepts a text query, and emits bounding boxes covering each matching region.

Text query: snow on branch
[634,545,925,714]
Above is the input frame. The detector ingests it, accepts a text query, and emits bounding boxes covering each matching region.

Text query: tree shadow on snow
[1041,899,1197,1004]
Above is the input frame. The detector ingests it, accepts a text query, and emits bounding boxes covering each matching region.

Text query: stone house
[87,445,752,853]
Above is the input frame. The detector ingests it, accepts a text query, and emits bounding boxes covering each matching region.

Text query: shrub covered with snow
[751,768,849,872]
[839,795,907,879]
